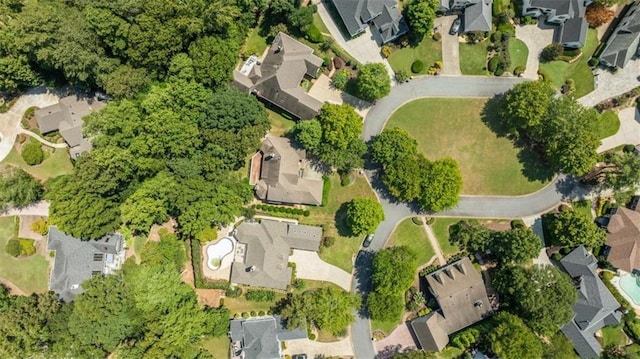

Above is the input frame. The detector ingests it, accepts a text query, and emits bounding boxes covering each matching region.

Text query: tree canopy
[404,0,439,41]
[549,209,607,249]
[370,127,418,165]
[491,227,543,264]
[0,167,43,210]
[345,197,385,235]
[368,246,417,321]
[488,312,544,359]
[356,63,391,101]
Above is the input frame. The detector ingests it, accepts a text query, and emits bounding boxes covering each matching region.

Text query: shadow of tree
[353,249,375,317]
[334,202,352,237]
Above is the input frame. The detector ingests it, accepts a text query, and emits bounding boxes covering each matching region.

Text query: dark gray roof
[600,1,640,68]
[463,0,492,32]
[332,0,367,36]
[332,0,408,42]
[255,136,324,206]
[35,95,104,153]
[230,220,322,290]
[410,312,449,351]
[524,0,588,47]
[232,33,323,120]
[557,15,588,46]
[228,316,307,359]
[529,0,572,16]
[372,3,409,42]
[559,246,622,359]
[46,226,124,302]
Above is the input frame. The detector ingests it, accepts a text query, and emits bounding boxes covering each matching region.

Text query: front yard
[0,216,49,293]
[387,37,442,75]
[387,217,435,266]
[386,98,553,195]
[508,38,528,72]
[430,218,462,258]
[1,144,73,182]
[539,28,598,98]
[302,174,377,273]
[595,110,620,140]
[459,41,490,75]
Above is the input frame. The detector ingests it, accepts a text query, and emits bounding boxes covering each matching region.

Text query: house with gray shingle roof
[230,219,322,290]
[249,135,324,206]
[411,258,492,352]
[232,32,323,121]
[229,316,307,359]
[331,0,408,43]
[522,0,591,48]
[440,0,493,33]
[600,1,640,69]
[558,246,622,359]
[35,95,105,159]
[46,226,125,302]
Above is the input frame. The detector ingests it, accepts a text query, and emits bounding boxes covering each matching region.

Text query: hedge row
[245,289,276,302]
[254,204,310,217]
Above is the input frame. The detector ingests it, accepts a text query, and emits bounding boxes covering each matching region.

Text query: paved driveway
[289,250,353,291]
[436,16,462,76]
[283,337,354,358]
[598,107,640,152]
[308,74,372,118]
[515,24,554,80]
[1,201,50,217]
[374,323,417,358]
[578,58,640,107]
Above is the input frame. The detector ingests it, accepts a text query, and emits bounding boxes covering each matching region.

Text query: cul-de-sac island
[1,0,640,358]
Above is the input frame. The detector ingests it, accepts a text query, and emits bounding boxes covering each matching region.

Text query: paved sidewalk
[289,250,353,291]
[437,16,462,76]
[515,25,554,80]
[579,58,640,107]
[422,218,446,265]
[20,129,67,148]
[598,107,640,152]
[283,337,354,358]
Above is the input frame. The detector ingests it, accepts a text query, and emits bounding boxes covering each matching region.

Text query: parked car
[449,18,461,35]
[363,234,374,248]
[292,355,307,359]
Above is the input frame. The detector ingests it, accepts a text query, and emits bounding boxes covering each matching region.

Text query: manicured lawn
[573,200,593,219]
[266,108,296,136]
[303,174,377,273]
[201,336,230,359]
[595,111,621,140]
[388,37,442,75]
[313,12,330,34]
[243,26,268,56]
[599,325,627,348]
[0,217,49,293]
[388,218,435,265]
[508,38,529,72]
[371,318,403,336]
[459,41,489,75]
[1,145,73,182]
[430,218,461,257]
[294,279,342,294]
[539,29,597,97]
[387,98,553,195]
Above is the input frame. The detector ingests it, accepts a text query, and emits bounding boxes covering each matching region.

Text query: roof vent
[276,45,282,53]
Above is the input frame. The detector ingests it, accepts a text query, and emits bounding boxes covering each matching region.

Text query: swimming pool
[619,273,640,305]
[206,237,234,270]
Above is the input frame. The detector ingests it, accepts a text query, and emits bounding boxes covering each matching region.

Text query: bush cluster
[5,239,21,257]
[245,289,276,302]
[253,204,310,217]
[411,60,425,73]
[225,287,242,298]
[21,141,44,165]
[322,236,336,248]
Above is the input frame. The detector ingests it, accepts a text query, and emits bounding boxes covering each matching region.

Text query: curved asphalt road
[351,75,589,358]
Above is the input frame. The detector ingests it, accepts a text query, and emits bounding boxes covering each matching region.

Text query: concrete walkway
[0,88,60,162]
[283,337,354,358]
[579,58,640,108]
[598,107,640,152]
[374,323,417,357]
[515,24,554,80]
[289,250,353,291]
[422,218,446,265]
[19,129,67,148]
[0,201,50,217]
[437,16,462,76]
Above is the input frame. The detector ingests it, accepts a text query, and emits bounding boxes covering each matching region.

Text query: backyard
[387,37,442,75]
[201,336,230,359]
[539,28,598,98]
[266,107,296,137]
[0,144,73,181]
[386,98,553,195]
[387,217,435,266]
[0,216,49,294]
[302,174,377,273]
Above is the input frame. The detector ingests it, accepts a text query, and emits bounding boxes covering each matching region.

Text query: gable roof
[229,316,307,359]
[253,136,324,206]
[230,219,322,290]
[606,207,640,273]
[331,0,408,42]
[425,258,492,334]
[232,33,323,120]
[559,246,622,359]
[410,312,450,352]
[463,0,493,32]
[523,0,589,47]
[600,1,640,68]
[46,226,124,302]
[35,95,104,157]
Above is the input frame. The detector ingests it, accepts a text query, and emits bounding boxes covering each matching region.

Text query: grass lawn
[201,336,229,359]
[371,318,403,336]
[1,145,73,182]
[387,37,442,75]
[294,279,342,294]
[459,41,489,75]
[0,217,49,293]
[303,174,377,273]
[243,26,268,56]
[573,200,593,219]
[387,98,553,195]
[599,325,627,348]
[539,29,597,97]
[313,12,330,34]
[508,38,529,72]
[388,218,435,265]
[266,107,296,136]
[595,111,621,140]
[430,218,461,257]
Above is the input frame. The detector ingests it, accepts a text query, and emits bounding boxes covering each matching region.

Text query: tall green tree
[356,63,391,101]
[0,167,43,210]
[549,209,606,249]
[345,197,385,235]
[315,103,367,172]
[499,80,555,139]
[488,312,544,359]
[417,157,462,212]
[302,287,360,336]
[603,151,640,192]
[491,227,542,264]
[369,127,418,165]
[404,0,439,40]
[290,119,322,151]
[449,219,492,253]
[120,172,177,234]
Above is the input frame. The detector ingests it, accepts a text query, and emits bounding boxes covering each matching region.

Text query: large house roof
[232,32,323,120]
[463,0,493,32]
[229,316,306,359]
[253,136,324,206]
[331,0,408,42]
[230,219,322,290]
[523,0,589,47]
[600,1,640,68]
[46,226,124,302]
[410,312,450,352]
[605,207,640,273]
[559,246,622,359]
[35,95,104,157]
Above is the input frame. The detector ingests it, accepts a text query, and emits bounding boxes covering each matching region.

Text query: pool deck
[202,236,236,281]
[611,274,640,315]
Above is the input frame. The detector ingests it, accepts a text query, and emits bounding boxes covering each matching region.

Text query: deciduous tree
[488,312,544,359]
[345,197,385,235]
[356,63,391,101]
[491,227,542,264]
[405,0,439,40]
[549,209,606,248]
[369,127,418,165]
[290,119,322,151]
[0,168,43,210]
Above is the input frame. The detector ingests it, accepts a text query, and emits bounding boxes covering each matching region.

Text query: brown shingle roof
[606,207,640,273]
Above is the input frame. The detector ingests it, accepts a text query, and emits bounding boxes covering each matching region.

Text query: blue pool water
[619,274,640,305]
